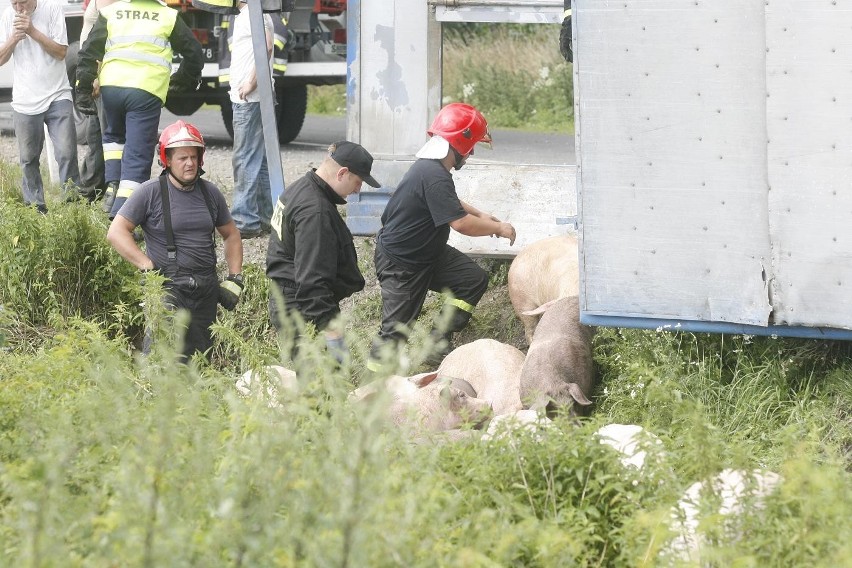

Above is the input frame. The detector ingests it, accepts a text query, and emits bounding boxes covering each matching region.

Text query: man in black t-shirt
[368,103,517,372]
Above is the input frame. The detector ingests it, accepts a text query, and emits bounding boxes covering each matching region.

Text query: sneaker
[240,228,264,240]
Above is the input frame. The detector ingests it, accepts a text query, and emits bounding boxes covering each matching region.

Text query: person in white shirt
[0,0,80,213]
[228,0,274,239]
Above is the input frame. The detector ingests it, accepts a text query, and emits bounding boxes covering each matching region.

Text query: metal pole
[247,0,286,199]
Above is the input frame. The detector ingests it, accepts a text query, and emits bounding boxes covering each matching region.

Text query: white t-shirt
[0,0,72,115]
[228,7,273,105]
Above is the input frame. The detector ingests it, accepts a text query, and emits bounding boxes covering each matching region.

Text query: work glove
[219,273,244,311]
[325,334,347,364]
[168,72,201,94]
[75,89,98,116]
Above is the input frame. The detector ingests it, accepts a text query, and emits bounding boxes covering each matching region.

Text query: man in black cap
[266,140,381,362]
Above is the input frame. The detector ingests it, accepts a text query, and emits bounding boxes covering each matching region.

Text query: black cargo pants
[143,267,219,363]
[370,244,489,360]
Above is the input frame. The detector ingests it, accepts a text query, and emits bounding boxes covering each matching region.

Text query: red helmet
[158,120,205,167]
[427,103,492,156]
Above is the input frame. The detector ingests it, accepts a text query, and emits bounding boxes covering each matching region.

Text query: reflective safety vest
[217,12,288,87]
[98,0,179,102]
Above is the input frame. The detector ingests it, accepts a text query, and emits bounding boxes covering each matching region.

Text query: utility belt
[163,267,218,293]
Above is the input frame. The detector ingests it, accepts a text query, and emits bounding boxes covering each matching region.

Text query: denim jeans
[231,101,273,233]
[12,98,80,208]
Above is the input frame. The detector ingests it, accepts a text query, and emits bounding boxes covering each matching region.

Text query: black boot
[423,330,453,368]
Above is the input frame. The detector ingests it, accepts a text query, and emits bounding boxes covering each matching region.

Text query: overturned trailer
[343,0,852,340]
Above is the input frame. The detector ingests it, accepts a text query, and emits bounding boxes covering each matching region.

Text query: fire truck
[0,0,347,144]
[163,0,347,143]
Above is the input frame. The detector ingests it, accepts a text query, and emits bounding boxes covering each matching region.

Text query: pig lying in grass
[595,423,664,471]
[437,338,525,416]
[508,234,579,345]
[668,469,782,562]
[235,365,299,408]
[350,371,492,432]
[518,295,596,417]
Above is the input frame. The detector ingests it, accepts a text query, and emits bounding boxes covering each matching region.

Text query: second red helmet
[427,103,492,156]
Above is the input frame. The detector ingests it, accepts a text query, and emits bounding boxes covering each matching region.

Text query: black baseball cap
[330,141,381,188]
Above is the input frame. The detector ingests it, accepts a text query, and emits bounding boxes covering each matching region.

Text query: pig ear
[567,383,592,406]
[521,298,561,316]
[409,371,439,388]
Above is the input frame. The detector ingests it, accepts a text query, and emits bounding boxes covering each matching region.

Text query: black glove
[75,90,98,115]
[168,73,200,94]
[219,273,244,311]
[559,14,573,63]
[325,335,347,364]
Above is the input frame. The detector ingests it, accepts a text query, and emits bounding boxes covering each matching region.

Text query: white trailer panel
[765,2,852,329]
[576,0,852,333]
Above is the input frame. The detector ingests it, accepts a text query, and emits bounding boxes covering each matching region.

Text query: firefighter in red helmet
[368,103,517,371]
[106,120,244,363]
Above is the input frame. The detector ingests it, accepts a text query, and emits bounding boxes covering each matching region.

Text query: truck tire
[275,83,307,145]
[221,102,234,139]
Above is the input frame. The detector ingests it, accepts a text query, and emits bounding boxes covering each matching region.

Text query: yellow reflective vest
[98,0,179,102]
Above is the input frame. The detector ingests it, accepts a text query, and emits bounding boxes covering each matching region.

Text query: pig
[436,339,525,416]
[595,424,664,471]
[668,469,782,563]
[235,365,298,408]
[507,234,580,345]
[481,409,553,442]
[518,295,596,417]
[350,371,492,432]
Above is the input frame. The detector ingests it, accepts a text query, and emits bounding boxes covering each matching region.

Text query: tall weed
[0,196,141,339]
[443,24,573,132]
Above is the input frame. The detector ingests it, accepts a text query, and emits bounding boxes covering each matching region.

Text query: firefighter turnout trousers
[370,244,489,363]
[101,86,162,218]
